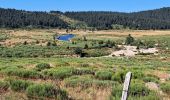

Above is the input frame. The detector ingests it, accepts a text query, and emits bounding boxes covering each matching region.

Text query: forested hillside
[65,7,170,30]
[1,7,170,29]
[0,8,68,28]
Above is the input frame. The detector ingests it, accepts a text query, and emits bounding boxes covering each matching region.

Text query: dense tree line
[65,7,170,30]
[0,8,68,28]
[1,7,170,29]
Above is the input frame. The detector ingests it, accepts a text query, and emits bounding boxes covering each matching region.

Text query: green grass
[0,32,169,99]
[160,82,170,94]
[26,84,69,100]
[6,78,33,92]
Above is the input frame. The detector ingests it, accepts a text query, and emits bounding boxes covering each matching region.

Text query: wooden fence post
[121,72,132,100]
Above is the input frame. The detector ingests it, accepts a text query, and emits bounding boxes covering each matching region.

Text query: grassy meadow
[0,29,170,100]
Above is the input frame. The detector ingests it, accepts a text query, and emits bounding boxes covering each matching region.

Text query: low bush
[129,82,150,97]
[110,81,156,99]
[132,70,145,79]
[79,63,90,67]
[43,67,73,80]
[160,82,170,94]
[65,76,117,89]
[64,76,93,88]
[0,81,9,92]
[111,71,127,83]
[3,68,41,79]
[7,79,33,92]
[72,68,95,75]
[35,63,51,71]
[84,48,110,57]
[143,76,159,83]
[110,85,122,99]
[95,70,113,80]
[26,84,68,100]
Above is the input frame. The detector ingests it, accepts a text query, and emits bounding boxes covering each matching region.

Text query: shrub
[84,48,110,57]
[129,82,150,97]
[35,63,51,71]
[110,82,151,99]
[125,34,134,45]
[160,82,170,94]
[111,71,127,83]
[65,76,117,89]
[72,68,95,75]
[26,84,68,100]
[80,63,90,67]
[43,67,73,80]
[74,47,83,55]
[36,40,39,44]
[143,76,159,83]
[111,85,122,99]
[23,41,28,45]
[0,81,9,92]
[3,68,41,79]
[95,70,113,80]
[132,70,145,79]
[84,44,89,49]
[47,41,51,46]
[7,79,33,92]
[64,76,93,88]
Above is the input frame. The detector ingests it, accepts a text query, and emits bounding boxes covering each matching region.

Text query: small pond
[56,34,75,41]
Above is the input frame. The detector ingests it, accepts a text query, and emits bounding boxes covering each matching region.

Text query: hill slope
[0,7,170,30]
[65,7,170,30]
[0,8,68,28]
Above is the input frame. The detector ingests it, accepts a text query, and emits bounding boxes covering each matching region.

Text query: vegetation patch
[143,76,159,83]
[26,84,69,100]
[160,82,170,94]
[111,70,127,83]
[2,68,41,79]
[43,67,73,80]
[72,68,95,75]
[35,63,51,71]
[64,76,117,89]
[7,79,33,92]
[95,70,113,80]
[0,81,9,93]
[110,81,160,100]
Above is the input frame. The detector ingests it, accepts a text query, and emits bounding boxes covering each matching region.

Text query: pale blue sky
[0,0,170,12]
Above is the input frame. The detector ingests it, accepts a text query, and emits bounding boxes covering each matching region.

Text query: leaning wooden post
[121,72,132,100]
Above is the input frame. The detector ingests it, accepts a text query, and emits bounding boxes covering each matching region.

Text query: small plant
[83,36,87,41]
[23,41,28,45]
[7,79,33,92]
[26,84,68,99]
[3,68,41,79]
[125,34,134,45]
[160,82,170,94]
[143,76,159,83]
[110,85,122,99]
[0,81,9,92]
[43,67,73,80]
[36,40,39,44]
[112,71,127,83]
[35,63,51,71]
[132,70,145,79]
[129,82,150,97]
[95,70,113,80]
[84,44,89,49]
[47,41,51,46]
[52,41,57,46]
[74,47,83,55]
[72,68,95,75]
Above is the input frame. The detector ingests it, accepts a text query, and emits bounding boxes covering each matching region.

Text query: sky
[0,0,170,12]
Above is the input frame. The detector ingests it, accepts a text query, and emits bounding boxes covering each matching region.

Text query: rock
[145,82,159,91]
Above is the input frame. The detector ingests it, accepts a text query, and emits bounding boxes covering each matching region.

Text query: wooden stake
[121,72,132,100]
